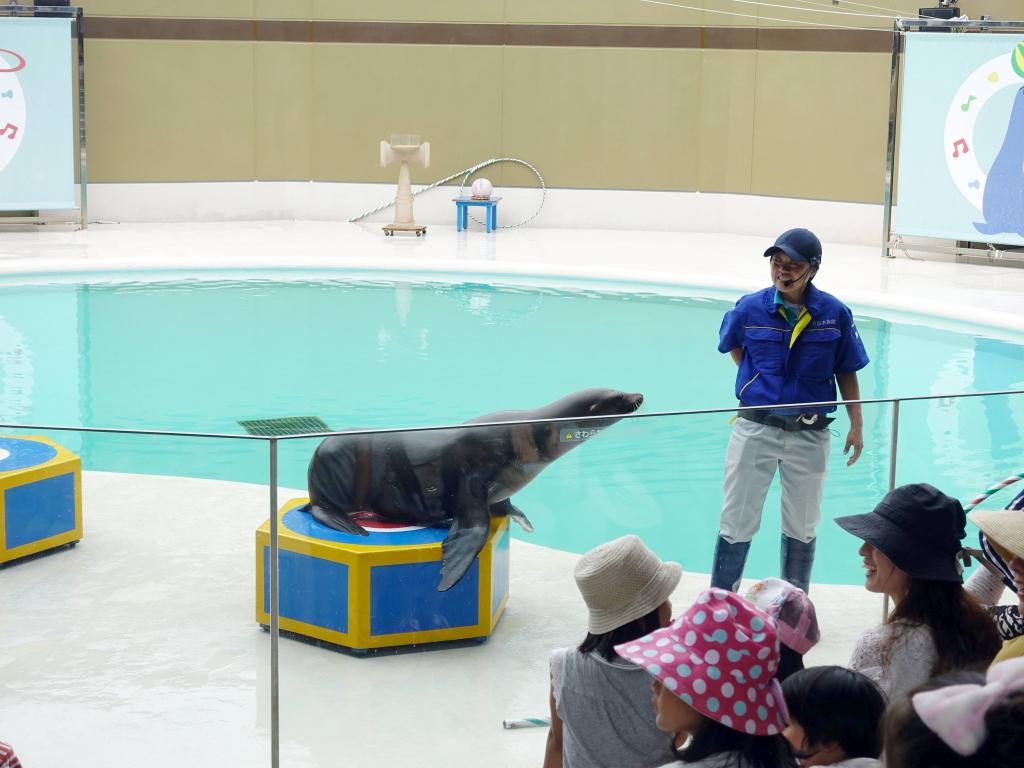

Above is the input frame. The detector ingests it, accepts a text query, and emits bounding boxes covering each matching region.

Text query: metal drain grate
[237,416,331,436]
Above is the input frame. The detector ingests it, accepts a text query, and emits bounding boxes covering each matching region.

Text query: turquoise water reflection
[0,276,1021,584]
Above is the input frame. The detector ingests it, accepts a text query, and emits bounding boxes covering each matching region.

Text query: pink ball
[471,178,493,199]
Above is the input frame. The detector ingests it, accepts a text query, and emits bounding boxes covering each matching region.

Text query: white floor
[1,220,1023,334]
[0,221,1023,767]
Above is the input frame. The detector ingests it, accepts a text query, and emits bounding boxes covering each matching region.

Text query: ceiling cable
[639,0,890,31]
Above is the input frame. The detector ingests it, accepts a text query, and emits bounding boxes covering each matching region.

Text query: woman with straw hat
[543,535,681,768]
[966,487,1024,663]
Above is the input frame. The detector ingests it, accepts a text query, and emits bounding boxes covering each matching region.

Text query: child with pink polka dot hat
[615,588,794,768]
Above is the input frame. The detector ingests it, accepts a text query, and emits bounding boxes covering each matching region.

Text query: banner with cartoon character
[0,17,74,211]
[896,33,1024,246]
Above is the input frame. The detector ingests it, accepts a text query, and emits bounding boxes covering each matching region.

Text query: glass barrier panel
[897,391,1024,518]
[818,399,895,584]
[275,401,902,766]
[0,429,271,766]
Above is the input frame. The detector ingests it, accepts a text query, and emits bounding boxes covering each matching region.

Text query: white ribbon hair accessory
[912,657,1024,756]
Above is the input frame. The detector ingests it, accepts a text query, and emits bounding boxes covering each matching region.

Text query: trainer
[712,228,868,594]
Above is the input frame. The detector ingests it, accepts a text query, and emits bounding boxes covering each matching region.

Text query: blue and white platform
[255,497,510,651]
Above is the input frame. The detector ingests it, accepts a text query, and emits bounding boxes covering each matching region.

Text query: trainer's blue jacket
[718,284,869,414]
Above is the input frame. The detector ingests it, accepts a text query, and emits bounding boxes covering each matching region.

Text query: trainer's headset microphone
[781,271,806,288]
[781,263,815,288]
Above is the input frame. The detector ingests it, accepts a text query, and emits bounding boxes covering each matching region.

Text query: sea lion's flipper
[310,504,369,537]
[509,506,534,533]
[489,498,534,533]
[438,479,491,592]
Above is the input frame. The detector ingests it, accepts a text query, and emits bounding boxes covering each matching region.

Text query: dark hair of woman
[884,578,1001,674]
[776,645,805,682]
[782,666,886,760]
[674,717,793,768]
[884,671,1024,768]
[578,606,663,661]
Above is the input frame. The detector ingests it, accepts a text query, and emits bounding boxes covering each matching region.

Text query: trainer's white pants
[719,418,830,544]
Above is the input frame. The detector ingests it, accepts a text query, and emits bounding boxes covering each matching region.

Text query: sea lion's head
[578,388,644,418]
[555,388,644,432]
[526,389,645,461]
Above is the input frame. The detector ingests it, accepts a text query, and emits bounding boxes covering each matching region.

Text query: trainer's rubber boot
[781,534,816,594]
[710,535,751,592]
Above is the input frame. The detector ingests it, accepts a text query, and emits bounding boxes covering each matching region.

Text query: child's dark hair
[782,666,886,760]
[884,671,1024,768]
[675,716,793,768]
[776,645,804,682]
[578,606,663,661]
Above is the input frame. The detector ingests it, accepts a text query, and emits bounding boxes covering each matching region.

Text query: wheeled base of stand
[383,223,427,237]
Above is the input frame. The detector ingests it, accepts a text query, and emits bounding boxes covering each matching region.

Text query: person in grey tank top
[543,535,682,768]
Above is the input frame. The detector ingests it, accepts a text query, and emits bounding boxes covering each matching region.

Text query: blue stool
[255,498,510,651]
[453,196,501,233]
[0,436,82,566]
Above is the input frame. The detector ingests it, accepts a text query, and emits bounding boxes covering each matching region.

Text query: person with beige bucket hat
[967,487,1024,664]
[543,534,682,768]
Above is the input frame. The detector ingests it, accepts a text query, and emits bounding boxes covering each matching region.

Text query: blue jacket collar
[764,282,822,315]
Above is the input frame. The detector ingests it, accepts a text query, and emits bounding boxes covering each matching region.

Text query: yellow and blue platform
[0,435,82,566]
[255,498,510,652]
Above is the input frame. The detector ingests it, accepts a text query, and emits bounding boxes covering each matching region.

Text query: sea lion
[975,86,1024,238]
[300,388,644,590]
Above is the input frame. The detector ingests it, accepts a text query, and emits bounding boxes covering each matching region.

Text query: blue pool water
[1,274,1022,584]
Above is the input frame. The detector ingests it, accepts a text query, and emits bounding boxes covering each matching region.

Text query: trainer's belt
[738,408,834,432]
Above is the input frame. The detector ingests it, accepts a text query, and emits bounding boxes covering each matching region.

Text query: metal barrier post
[269,438,280,768]
[75,6,88,230]
[883,400,900,620]
[881,18,902,259]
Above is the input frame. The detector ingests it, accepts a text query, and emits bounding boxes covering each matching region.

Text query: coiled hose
[348,157,546,230]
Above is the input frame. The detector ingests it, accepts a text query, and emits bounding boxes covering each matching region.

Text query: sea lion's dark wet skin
[301,388,644,590]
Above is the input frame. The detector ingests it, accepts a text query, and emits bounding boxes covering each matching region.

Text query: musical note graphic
[961,95,977,112]
[0,90,11,99]
[952,138,969,158]
[0,123,18,140]
[968,179,980,189]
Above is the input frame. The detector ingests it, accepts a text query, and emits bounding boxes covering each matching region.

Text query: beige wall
[75,0,898,26]
[76,1,1024,203]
